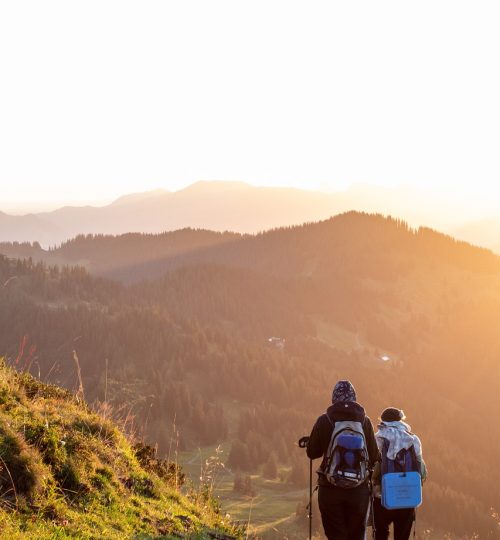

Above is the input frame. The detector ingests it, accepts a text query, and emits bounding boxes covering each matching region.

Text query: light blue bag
[382,471,422,510]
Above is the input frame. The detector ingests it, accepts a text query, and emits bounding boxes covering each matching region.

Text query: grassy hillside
[0,360,240,539]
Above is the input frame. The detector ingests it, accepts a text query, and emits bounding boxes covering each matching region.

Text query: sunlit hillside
[0,360,239,539]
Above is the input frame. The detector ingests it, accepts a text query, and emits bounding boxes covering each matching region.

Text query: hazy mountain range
[455,218,500,254]
[2,180,498,251]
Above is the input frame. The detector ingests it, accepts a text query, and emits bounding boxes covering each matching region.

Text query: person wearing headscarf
[372,407,427,540]
[307,380,379,540]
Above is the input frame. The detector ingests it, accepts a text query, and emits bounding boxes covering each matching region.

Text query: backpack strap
[381,439,392,474]
[381,438,420,475]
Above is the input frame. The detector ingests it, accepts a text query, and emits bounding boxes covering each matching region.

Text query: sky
[1,1,499,216]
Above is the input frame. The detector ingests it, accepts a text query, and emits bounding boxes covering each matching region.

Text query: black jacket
[307,401,380,487]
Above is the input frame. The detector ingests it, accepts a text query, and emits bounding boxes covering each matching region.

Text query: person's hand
[298,436,310,448]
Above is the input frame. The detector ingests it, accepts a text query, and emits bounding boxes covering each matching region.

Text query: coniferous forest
[1,212,500,537]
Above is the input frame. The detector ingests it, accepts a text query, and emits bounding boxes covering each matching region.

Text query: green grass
[180,445,309,539]
[0,359,241,539]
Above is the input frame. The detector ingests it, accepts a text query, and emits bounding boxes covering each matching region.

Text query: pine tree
[233,471,244,493]
[227,440,249,471]
[262,454,278,480]
[243,475,256,497]
[289,455,308,487]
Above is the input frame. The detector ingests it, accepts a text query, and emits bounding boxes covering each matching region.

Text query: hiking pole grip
[298,436,310,449]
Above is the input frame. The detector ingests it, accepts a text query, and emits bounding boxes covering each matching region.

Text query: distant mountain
[0,210,62,245]
[0,228,242,278]
[110,188,171,205]
[0,181,460,247]
[454,218,500,253]
[12,181,351,245]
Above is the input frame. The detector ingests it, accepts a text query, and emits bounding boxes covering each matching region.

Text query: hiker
[372,407,427,540]
[306,380,380,540]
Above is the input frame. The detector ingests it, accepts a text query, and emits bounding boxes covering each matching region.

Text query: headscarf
[332,380,357,403]
[376,421,423,461]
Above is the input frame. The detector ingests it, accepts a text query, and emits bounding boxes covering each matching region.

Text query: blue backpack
[380,438,422,510]
[324,420,370,489]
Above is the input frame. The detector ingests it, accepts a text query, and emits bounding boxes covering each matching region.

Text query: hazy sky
[1,1,499,214]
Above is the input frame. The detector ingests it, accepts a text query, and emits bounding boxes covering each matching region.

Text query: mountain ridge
[3,181,493,249]
[2,212,497,283]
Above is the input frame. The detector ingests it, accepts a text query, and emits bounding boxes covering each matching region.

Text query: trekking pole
[370,484,376,540]
[367,471,375,540]
[298,436,312,540]
[308,457,313,540]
